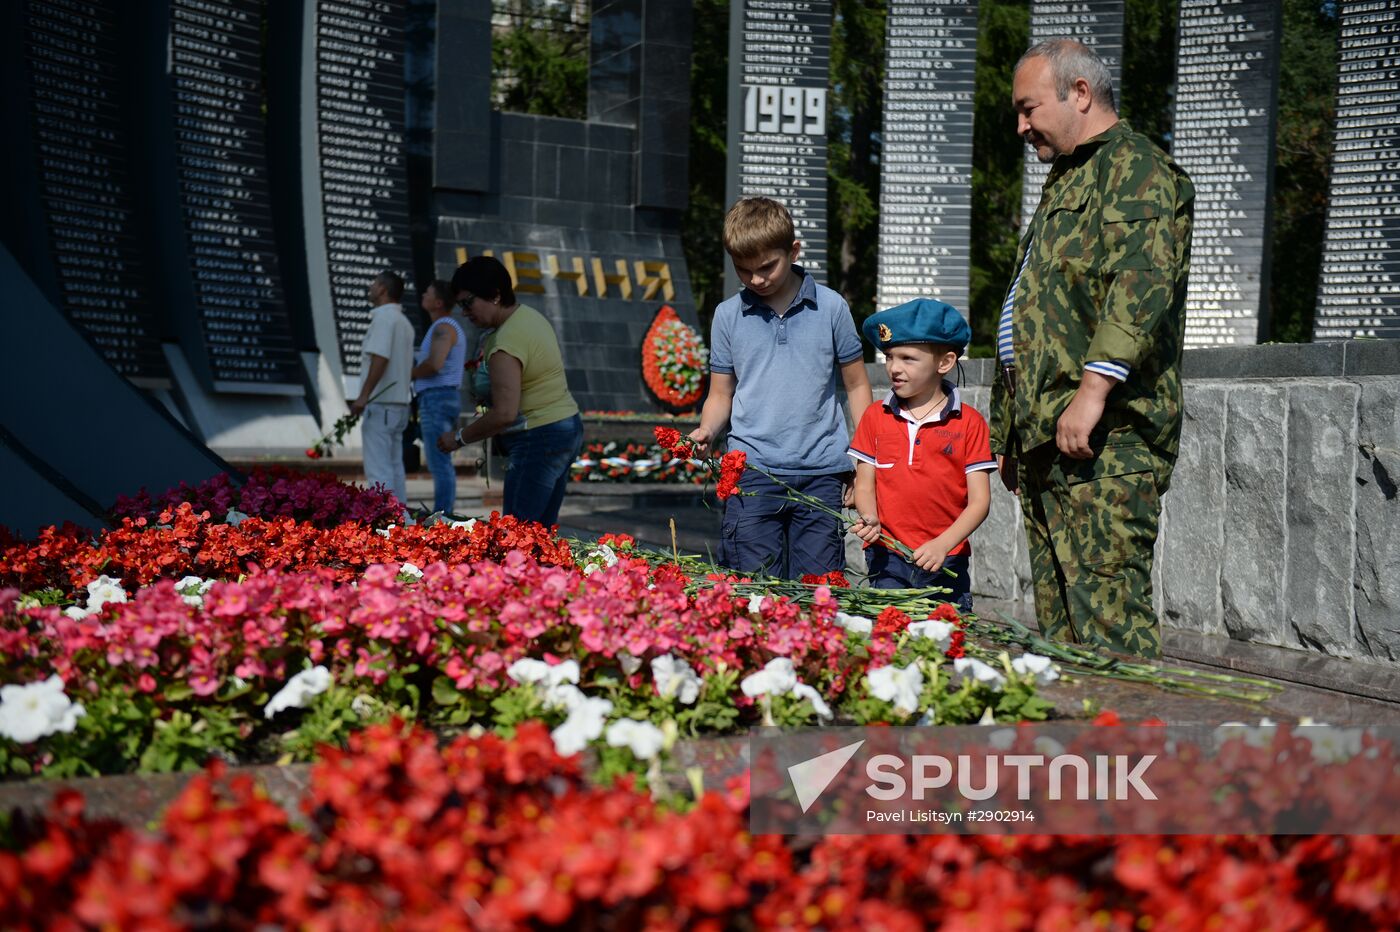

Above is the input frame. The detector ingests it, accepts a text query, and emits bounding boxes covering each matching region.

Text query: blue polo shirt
[709,265,864,474]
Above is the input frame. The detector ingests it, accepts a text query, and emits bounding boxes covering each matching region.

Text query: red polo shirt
[847,383,997,556]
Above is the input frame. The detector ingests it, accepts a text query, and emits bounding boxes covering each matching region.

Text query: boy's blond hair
[722,197,796,259]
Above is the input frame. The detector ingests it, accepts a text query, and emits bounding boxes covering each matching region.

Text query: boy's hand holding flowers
[912,536,954,574]
[851,513,883,545]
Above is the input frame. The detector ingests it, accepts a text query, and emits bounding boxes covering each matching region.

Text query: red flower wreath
[642,304,708,411]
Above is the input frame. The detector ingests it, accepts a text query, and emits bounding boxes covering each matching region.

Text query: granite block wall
[872,343,1400,665]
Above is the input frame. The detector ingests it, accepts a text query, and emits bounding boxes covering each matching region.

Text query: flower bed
[0,526,1049,778]
[571,439,710,484]
[110,465,403,529]
[3,721,1397,928]
[0,506,570,595]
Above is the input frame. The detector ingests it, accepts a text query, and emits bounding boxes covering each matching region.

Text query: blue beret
[862,297,970,352]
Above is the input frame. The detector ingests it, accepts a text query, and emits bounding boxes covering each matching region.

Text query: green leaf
[431,676,461,706]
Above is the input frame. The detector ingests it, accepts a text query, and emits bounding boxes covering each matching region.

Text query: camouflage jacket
[990,120,1194,465]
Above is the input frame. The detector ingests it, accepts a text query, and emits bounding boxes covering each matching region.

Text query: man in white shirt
[351,271,416,505]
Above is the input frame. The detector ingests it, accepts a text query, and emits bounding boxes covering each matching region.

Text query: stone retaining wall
[865,342,1400,666]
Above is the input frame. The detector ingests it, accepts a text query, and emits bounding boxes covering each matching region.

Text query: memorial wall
[1171,0,1281,347]
[432,0,699,414]
[876,0,978,314]
[15,0,168,385]
[168,0,301,389]
[725,0,831,283]
[314,0,415,377]
[1315,0,1400,341]
[1019,1,1123,231]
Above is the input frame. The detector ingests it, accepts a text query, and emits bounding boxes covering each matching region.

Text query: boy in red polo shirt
[848,298,997,609]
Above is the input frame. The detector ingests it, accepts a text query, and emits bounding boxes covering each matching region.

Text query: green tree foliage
[1267,0,1338,342]
[827,0,886,338]
[969,0,1030,356]
[682,0,731,334]
[490,1,589,120]
[1118,0,1178,150]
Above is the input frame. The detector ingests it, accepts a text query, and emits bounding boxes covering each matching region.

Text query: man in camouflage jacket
[990,40,1194,659]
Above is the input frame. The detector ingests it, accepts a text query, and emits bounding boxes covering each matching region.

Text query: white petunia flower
[617,652,643,676]
[0,676,85,744]
[866,663,925,714]
[1010,652,1060,685]
[791,682,834,720]
[506,658,551,685]
[175,576,214,607]
[1298,724,1364,764]
[953,657,1007,691]
[508,658,580,709]
[543,683,586,711]
[605,718,667,760]
[907,619,955,649]
[84,575,127,614]
[651,654,701,705]
[1217,718,1276,750]
[398,562,423,580]
[264,666,333,719]
[582,544,619,576]
[63,606,88,621]
[551,696,614,756]
[834,612,873,635]
[747,593,767,614]
[449,518,478,531]
[988,728,1067,757]
[741,657,798,698]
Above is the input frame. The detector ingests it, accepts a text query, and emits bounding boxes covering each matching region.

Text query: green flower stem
[595,544,1279,705]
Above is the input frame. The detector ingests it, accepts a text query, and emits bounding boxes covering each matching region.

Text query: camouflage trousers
[1017,442,1166,659]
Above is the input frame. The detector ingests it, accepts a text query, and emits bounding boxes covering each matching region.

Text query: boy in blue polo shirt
[689,197,873,577]
[848,298,998,609]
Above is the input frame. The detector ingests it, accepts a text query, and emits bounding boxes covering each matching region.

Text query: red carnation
[928,602,961,623]
[653,425,681,451]
[873,606,912,636]
[716,450,747,500]
[305,448,322,459]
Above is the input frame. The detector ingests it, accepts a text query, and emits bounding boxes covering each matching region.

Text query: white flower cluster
[866,663,925,715]
[581,543,619,576]
[265,666,333,718]
[507,657,668,760]
[397,561,424,581]
[651,655,702,704]
[0,676,85,744]
[1216,718,1367,764]
[741,658,833,720]
[63,575,127,620]
[175,576,215,607]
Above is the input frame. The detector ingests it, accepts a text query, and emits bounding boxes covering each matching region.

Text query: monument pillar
[1314,0,1400,341]
[876,0,979,315]
[724,0,832,290]
[1171,0,1282,347]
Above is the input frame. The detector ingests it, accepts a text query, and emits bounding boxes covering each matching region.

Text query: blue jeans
[417,387,462,514]
[498,413,583,527]
[867,545,973,612]
[720,469,846,578]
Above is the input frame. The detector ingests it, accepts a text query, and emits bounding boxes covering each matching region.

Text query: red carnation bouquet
[652,426,747,499]
[652,425,926,569]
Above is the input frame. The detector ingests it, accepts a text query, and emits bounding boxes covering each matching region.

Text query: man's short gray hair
[1016,38,1117,113]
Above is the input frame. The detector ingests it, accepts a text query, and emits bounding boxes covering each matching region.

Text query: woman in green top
[436,256,583,527]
